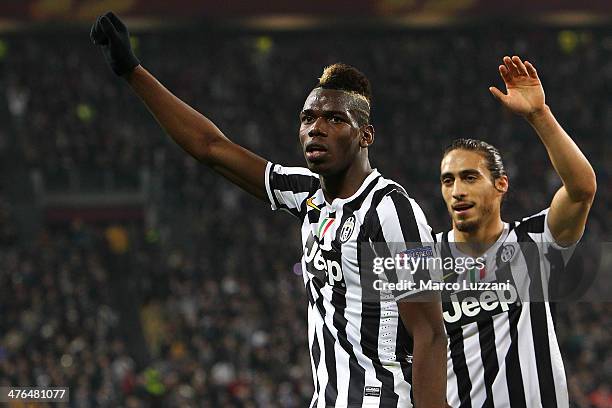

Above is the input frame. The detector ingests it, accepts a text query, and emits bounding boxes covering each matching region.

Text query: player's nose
[308,117,327,138]
[451,181,467,199]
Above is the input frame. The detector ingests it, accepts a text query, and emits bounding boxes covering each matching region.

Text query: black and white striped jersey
[439,209,574,408]
[264,162,435,408]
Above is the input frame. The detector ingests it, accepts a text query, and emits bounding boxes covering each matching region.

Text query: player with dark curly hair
[91,12,448,407]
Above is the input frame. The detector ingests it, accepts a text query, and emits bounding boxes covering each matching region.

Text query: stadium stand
[0,27,610,406]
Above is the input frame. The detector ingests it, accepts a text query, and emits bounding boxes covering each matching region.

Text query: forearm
[526,105,596,202]
[126,65,229,162]
[412,329,447,407]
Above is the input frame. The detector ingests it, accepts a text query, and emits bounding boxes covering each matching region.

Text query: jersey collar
[325,169,380,210]
[448,222,510,259]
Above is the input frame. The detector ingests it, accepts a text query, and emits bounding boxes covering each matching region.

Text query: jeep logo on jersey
[339,215,356,243]
[303,233,345,287]
[443,284,520,324]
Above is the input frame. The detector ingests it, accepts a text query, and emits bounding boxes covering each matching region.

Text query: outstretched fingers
[503,56,520,77]
[524,60,539,79]
[489,86,506,101]
[512,55,529,76]
[498,64,512,84]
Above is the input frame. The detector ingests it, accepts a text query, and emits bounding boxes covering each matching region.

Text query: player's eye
[442,177,453,185]
[465,175,478,182]
[329,116,343,123]
[301,115,313,124]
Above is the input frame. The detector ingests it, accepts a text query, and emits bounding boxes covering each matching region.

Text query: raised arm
[91,12,268,200]
[489,55,597,246]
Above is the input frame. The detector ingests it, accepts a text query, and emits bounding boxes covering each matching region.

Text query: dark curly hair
[315,63,372,126]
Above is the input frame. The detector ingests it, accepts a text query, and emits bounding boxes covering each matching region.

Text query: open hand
[489,56,545,117]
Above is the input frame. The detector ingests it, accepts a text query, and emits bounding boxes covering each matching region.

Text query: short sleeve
[265,162,320,219]
[519,208,581,257]
[542,208,583,252]
[519,208,582,252]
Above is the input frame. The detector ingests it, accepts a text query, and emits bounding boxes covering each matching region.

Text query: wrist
[525,104,551,123]
[124,64,143,83]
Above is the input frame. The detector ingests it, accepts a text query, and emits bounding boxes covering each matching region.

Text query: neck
[453,216,504,257]
[321,160,373,203]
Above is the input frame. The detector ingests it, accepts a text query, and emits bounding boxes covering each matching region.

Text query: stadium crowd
[0,26,610,407]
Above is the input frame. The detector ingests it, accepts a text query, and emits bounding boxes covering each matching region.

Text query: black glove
[90,11,140,76]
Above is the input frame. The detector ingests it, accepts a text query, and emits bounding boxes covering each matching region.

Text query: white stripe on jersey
[313,305,330,408]
[265,162,434,408]
[490,313,511,408]
[516,301,543,405]
[307,302,319,408]
[277,190,310,213]
[441,208,572,408]
[463,321,486,408]
[546,302,569,406]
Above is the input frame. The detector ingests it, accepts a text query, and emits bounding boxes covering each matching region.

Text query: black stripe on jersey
[323,326,338,406]
[515,224,558,408]
[307,202,320,225]
[449,329,472,408]
[477,316,499,408]
[310,276,338,406]
[394,319,412,362]
[515,218,546,302]
[400,360,414,404]
[387,189,432,294]
[387,189,419,242]
[358,184,405,406]
[364,187,411,300]
[441,233,473,407]
[530,303,558,408]
[546,248,565,323]
[516,213,546,233]
[310,325,321,408]
[495,223,516,286]
[505,306,527,408]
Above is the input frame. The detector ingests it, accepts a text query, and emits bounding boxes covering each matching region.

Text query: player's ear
[360,125,374,148]
[495,175,509,195]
